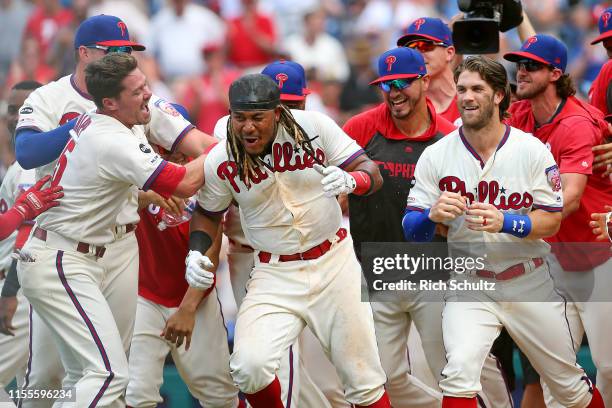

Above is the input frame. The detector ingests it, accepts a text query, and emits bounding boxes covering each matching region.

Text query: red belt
[33,227,106,258]
[258,228,347,263]
[476,258,544,281]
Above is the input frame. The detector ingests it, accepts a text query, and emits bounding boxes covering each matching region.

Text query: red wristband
[349,171,373,196]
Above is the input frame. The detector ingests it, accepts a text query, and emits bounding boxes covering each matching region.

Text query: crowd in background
[0,0,610,182]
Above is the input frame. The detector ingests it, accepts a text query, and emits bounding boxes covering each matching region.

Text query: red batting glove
[13,175,64,221]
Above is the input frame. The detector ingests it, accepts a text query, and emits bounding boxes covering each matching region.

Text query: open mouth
[462,106,478,112]
[141,104,150,115]
[243,136,259,148]
[390,98,408,107]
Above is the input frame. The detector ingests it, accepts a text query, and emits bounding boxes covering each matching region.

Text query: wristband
[349,170,374,196]
[501,213,532,238]
[189,230,213,254]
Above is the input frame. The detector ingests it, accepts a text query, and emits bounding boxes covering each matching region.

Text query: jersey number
[51,115,91,187]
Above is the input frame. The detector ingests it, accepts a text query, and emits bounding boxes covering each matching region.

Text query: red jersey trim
[147,161,186,199]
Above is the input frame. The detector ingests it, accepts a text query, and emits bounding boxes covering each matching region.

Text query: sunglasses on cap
[379,76,422,92]
[405,40,447,53]
[516,59,552,72]
[87,45,133,54]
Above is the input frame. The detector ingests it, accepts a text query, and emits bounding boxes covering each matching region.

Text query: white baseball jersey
[36,112,169,245]
[199,109,364,255]
[407,125,563,271]
[16,74,193,225]
[0,161,35,270]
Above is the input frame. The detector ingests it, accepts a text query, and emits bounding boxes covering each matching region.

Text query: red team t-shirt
[439,94,461,124]
[136,206,190,308]
[508,96,612,271]
[589,59,612,117]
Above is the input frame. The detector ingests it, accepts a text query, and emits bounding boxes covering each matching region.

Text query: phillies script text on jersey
[217,142,325,193]
[439,176,534,210]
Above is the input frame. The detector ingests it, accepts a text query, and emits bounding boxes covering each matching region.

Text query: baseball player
[17,53,208,407]
[343,46,513,408]
[187,73,391,408]
[403,55,605,408]
[218,60,333,408]
[0,81,46,407]
[505,34,612,407]
[126,144,241,408]
[11,15,216,408]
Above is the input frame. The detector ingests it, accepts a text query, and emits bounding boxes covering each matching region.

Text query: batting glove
[313,164,356,197]
[185,250,215,290]
[14,175,63,221]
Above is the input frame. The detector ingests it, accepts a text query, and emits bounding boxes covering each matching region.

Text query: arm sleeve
[531,147,564,212]
[313,111,365,168]
[406,150,440,211]
[196,147,233,214]
[0,208,24,241]
[145,95,195,152]
[15,119,77,169]
[402,208,436,242]
[556,120,599,175]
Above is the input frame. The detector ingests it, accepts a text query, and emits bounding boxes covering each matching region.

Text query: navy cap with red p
[74,15,145,51]
[503,34,567,72]
[261,60,311,101]
[397,17,453,47]
[591,7,612,45]
[370,47,427,85]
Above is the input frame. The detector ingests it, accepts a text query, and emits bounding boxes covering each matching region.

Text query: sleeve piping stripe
[406,205,426,213]
[143,160,168,191]
[338,149,365,169]
[532,204,563,212]
[170,124,195,153]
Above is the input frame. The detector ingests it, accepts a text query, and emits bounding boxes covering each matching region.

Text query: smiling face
[230,108,281,156]
[456,70,502,131]
[382,76,429,120]
[515,60,560,100]
[106,68,152,127]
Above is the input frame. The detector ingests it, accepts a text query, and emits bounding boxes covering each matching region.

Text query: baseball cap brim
[591,31,612,45]
[503,51,551,66]
[280,93,306,101]
[96,39,146,51]
[369,73,420,85]
[397,33,445,47]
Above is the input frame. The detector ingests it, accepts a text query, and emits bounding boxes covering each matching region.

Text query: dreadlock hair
[226,104,321,188]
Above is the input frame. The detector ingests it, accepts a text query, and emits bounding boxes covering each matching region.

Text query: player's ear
[274,106,282,122]
[101,96,119,112]
[421,74,431,92]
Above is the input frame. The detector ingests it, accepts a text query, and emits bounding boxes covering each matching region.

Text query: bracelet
[501,213,532,238]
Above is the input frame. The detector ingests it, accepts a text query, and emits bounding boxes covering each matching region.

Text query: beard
[461,95,496,131]
[516,79,548,100]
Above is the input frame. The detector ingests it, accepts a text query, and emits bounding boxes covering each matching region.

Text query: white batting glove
[185,250,215,290]
[313,164,356,197]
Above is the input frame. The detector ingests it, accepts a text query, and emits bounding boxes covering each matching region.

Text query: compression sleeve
[402,208,436,242]
[0,208,25,241]
[15,119,77,169]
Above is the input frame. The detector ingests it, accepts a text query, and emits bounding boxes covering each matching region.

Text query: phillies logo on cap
[385,55,397,72]
[524,36,537,49]
[603,12,611,28]
[117,21,127,37]
[275,73,288,88]
[413,18,426,31]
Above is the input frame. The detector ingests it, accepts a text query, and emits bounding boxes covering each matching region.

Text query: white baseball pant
[126,294,238,407]
[18,228,139,408]
[543,255,612,407]
[441,263,596,408]
[229,236,387,406]
[228,241,332,408]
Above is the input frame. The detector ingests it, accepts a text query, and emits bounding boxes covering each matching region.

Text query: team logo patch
[525,36,537,49]
[385,55,397,72]
[276,73,288,88]
[140,143,152,153]
[413,18,426,31]
[154,99,180,117]
[581,161,588,168]
[117,21,127,37]
[545,165,561,192]
[603,12,611,28]
[19,107,33,114]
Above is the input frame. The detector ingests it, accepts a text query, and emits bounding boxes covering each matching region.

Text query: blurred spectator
[226,0,278,69]
[23,0,74,61]
[179,44,241,134]
[259,0,319,38]
[88,0,151,44]
[339,37,381,121]
[47,0,89,78]
[0,0,32,85]
[284,7,350,83]
[147,0,225,81]
[3,37,56,98]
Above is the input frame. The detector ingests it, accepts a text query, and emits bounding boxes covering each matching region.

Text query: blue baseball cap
[370,47,427,85]
[261,60,311,101]
[503,34,567,72]
[396,17,453,47]
[592,7,612,45]
[74,15,145,51]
